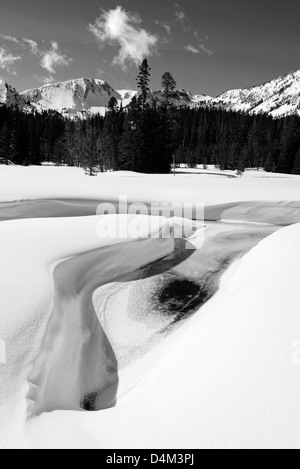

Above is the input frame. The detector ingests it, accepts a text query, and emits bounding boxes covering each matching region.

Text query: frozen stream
[0,197,299,412]
[94,220,279,369]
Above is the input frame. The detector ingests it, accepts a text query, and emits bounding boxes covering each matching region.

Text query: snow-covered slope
[21,78,122,116]
[19,81,211,116]
[192,93,212,105]
[212,69,300,117]
[1,166,300,448]
[117,88,211,109]
[1,166,300,447]
[117,89,138,107]
[0,80,29,109]
[3,67,300,118]
[151,89,212,107]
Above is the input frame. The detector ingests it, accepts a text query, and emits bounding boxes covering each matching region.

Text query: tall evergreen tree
[161,72,177,108]
[292,146,300,175]
[101,100,122,170]
[119,97,143,171]
[136,59,151,109]
[82,120,99,176]
[0,123,10,164]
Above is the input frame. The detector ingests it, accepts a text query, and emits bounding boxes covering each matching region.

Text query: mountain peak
[2,67,300,119]
[0,80,28,109]
[212,68,300,117]
[33,77,108,90]
[21,78,122,115]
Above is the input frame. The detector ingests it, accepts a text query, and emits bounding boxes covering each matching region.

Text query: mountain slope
[21,78,122,116]
[0,80,29,109]
[4,68,299,119]
[212,70,300,117]
[150,89,211,108]
[117,90,138,107]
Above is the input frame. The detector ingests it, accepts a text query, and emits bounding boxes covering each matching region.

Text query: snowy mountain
[2,68,300,118]
[21,78,122,117]
[192,93,212,105]
[0,79,29,109]
[117,89,138,107]
[116,88,212,109]
[150,89,212,108]
[212,69,300,117]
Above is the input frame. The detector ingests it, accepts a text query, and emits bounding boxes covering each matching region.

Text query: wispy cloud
[96,67,106,78]
[154,20,172,35]
[185,43,213,56]
[0,47,21,74]
[174,3,186,22]
[40,42,72,74]
[185,45,200,54]
[198,43,213,56]
[163,24,172,35]
[23,39,72,74]
[89,6,159,69]
[23,38,39,55]
[0,35,19,44]
[34,74,56,85]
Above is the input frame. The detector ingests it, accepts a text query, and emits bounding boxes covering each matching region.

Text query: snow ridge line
[27,235,175,415]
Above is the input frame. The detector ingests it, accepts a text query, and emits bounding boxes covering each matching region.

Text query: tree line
[1,59,300,175]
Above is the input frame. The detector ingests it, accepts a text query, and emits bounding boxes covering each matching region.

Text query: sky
[0,0,299,96]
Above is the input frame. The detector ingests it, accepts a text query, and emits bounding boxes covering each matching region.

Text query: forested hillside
[1,60,300,175]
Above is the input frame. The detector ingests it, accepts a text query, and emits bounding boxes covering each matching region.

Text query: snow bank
[0,213,200,447]
[1,166,300,206]
[25,222,300,449]
[1,166,300,225]
[1,165,300,449]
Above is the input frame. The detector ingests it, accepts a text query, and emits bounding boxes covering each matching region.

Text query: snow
[1,165,300,448]
[22,223,300,448]
[0,164,300,204]
[21,78,121,114]
[117,89,138,107]
[212,69,300,117]
[0,79,28,109]
[0,214,186,446]
[3,68,300,118]
[191,93,212,104]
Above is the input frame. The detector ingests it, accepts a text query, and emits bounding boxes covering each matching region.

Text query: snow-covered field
[0,165,300,449]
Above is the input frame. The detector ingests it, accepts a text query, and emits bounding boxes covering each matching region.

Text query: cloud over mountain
[23,39,73,75]
[0,47,21,74]
[89,6,158,69]
[40,42,73,74]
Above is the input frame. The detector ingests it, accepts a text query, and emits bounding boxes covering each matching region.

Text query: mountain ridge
[212,69,300,117]
[0,79,30,110]
[21,77,121,117]
[1,68,300,118]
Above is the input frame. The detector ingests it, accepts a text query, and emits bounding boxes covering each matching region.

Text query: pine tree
[292,146,300,175]
[101,102,122,171]
[278,117,300,174]
[0,123,10,164]
[82,120,99,176]
[136,59,151,109]
[161,72,177,108]
[108,96,118,112]
[119,97,143,171]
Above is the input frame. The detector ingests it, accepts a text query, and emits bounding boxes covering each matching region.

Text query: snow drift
[28,217,176,416]
[1,166,300,449]
[24,222,300,449]
[0,212,200,447]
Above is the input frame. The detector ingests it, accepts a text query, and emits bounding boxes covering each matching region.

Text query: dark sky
[0,0,299,96]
